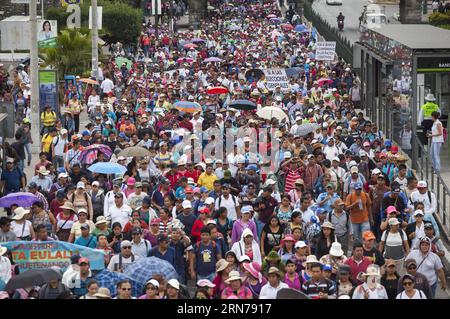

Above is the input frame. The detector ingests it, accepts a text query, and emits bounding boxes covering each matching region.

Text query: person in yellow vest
[40,105,57,135]
[418,93,440,142]
[41,127,58,159]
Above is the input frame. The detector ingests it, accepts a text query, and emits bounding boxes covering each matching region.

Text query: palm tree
[40,29,92,79]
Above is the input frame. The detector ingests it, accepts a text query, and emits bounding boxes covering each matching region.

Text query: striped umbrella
[78,144,112,165]
[174,101,202,113]
[123,257,178,285]
[94,269,144,298]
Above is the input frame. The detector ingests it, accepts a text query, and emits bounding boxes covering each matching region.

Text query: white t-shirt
[53,136,68,157]
[106,204,132,230]
[107,254,140,272]
[382,230,407,260]
[396,289,427,299]
[215,195,239,221]
[11,220,32,238]
[100,78,114,94]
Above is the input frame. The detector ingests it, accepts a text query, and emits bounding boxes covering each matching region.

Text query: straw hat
[60,202,76,212]
[361,265,381,278]
[37,166,50,175]
[225,271,244,284]
[267,266,281,277]
[304,255,321,264]
[0,244,7,256]
[94,287,111,298]
[95,216,108,226]
[12,207,30,220]
[216,259,229,273]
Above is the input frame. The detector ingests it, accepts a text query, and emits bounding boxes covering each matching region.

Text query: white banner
[262,68,290,92]
[315,41,336,61]
[89,6,103,30]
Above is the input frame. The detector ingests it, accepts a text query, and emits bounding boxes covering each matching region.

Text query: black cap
[391,182,401,192]
[424,222,434,229]
[132,227,142,235]
[158,234,169,242]
[114,192,124,198]
[70,254,81,264]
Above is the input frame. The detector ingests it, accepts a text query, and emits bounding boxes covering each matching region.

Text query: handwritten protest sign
[262,68,290,92]
[315,42,336,61]
[3,241,106,272]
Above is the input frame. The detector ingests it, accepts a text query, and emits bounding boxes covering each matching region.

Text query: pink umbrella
[177,57,194,64]
[183,43,198,49]
[267,14,277,19]
[317,78,334,87]
[280,24,294,30]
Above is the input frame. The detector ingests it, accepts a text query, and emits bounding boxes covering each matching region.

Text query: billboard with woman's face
[38,19,58,48]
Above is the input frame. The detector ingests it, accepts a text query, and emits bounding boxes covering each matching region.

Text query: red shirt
[191,219,206,242]
[49,199,65,218]
[344,256,373,285]
[179,120,193,132]
[184,169,201,183]
[166,172,183,188]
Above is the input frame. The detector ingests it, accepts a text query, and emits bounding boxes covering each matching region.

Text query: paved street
[312,0,399,44]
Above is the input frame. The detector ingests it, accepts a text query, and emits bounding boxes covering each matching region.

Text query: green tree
[101,2,143,45]
[40,29,92,79]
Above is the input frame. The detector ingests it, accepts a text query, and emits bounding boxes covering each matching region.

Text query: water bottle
[358,199,363,210]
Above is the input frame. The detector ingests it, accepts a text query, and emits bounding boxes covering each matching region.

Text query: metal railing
[414,135,450,241]
[303,1,353,62]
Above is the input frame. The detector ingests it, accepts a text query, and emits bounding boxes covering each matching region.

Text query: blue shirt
[175,186,187,200]
[316,193,341,213]
[148,247,176,267]
[72,276,92,298]
[194,242,219,276]
[1,167,23,194]
[74,235,97,249]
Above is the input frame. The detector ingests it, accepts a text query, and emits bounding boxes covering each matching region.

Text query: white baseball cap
[205,197,215,205]
[76,181,85,189]
[295,241,307,249]
[182,200,192,209]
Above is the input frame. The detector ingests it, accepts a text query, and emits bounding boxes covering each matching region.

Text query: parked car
[326,0,343,5]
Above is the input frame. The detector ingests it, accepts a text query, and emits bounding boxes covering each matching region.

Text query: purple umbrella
[204,57,223,63]
[191,38,205,43]
[78,144,112,165]
[0,192,39,208]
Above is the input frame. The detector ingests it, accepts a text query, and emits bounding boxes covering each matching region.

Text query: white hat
[58,172,69,179]
[182,200,192,209]
[350,166,359,174]
[425,93,436,101]
[265,179,277,186]
[372,168,381,175]
[205,197,215,205]
[417,180,427,188]
[238,255,251,263]
[37,166,50,175]
[284,151,292,159]
[388,217,400,226]
[348,160,357,167]
[329,242,344,257]
[304,255,321,264]
[95,216,108,225]
[197,279,216,288]
[168,279,180,290]
[120,240,132,248]
[76,181,85,189]
[332,157,340,162]
[146,279,160,288]
[361,265,381,278]
[61,129,68,135]
[295,241,307,249]
[187,177,196,185]
[13,207,30,220]
[92,181,100,187]
[241,206,253,214]
[243,136,252,143]
[413,209,425,217]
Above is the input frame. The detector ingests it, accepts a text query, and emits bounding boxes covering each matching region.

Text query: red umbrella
[281,24,294,30]
[183,43,198,49]
[206,86,229,95]
[317,78,334,87]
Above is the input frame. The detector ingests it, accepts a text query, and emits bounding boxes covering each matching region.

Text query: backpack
[327,210,350,231]
[218,194,238,208]
[382,230,407,256]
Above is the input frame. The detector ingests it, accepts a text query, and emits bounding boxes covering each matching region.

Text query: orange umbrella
[206,86,229,95]
[79,78,99,85]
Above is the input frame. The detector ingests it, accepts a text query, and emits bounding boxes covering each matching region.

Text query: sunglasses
[121,288,132,291]
[387,264,396,268]
[408,265,417,270]
[403,281,414,286]
[122,246,132,249]
[146,286,158,290]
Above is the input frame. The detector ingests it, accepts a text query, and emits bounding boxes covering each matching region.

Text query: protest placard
[262,68,290,92]
[315,41,336,61]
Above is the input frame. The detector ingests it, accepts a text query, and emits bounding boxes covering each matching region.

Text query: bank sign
[417,56,450,72]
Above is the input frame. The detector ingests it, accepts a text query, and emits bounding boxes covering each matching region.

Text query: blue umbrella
[94,269,144,298]
[294,24,309,32]
[87,162,127,175]
[123,257,178,285]
[0,192,39,208]
[286,67,304,77]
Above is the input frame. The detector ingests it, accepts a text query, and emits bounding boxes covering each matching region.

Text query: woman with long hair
[260,216,284,258]
[314,221,336,259]
[68,182,93,220]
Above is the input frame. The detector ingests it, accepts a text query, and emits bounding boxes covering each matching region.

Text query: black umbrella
[245,69,264,81]
[228,99,257,110]
[276,288,309,299]
[5,269,62,291]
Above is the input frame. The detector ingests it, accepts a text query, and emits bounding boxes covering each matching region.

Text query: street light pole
[91,0,99,80]
[30,0,40,153]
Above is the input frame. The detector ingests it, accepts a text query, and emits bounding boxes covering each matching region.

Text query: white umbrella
[257,106,289,122]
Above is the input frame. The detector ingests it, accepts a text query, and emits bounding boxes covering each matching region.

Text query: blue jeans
[431,282,437,298]
[352,221,371,242]
[24,143,32,164]
[18,160,25,174]
[430,142,442,172]
[255,219,265,239]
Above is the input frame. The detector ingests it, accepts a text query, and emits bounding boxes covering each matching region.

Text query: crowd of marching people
[0,0,448,299]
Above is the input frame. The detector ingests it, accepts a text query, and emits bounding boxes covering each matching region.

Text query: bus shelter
[353,24,450,169]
